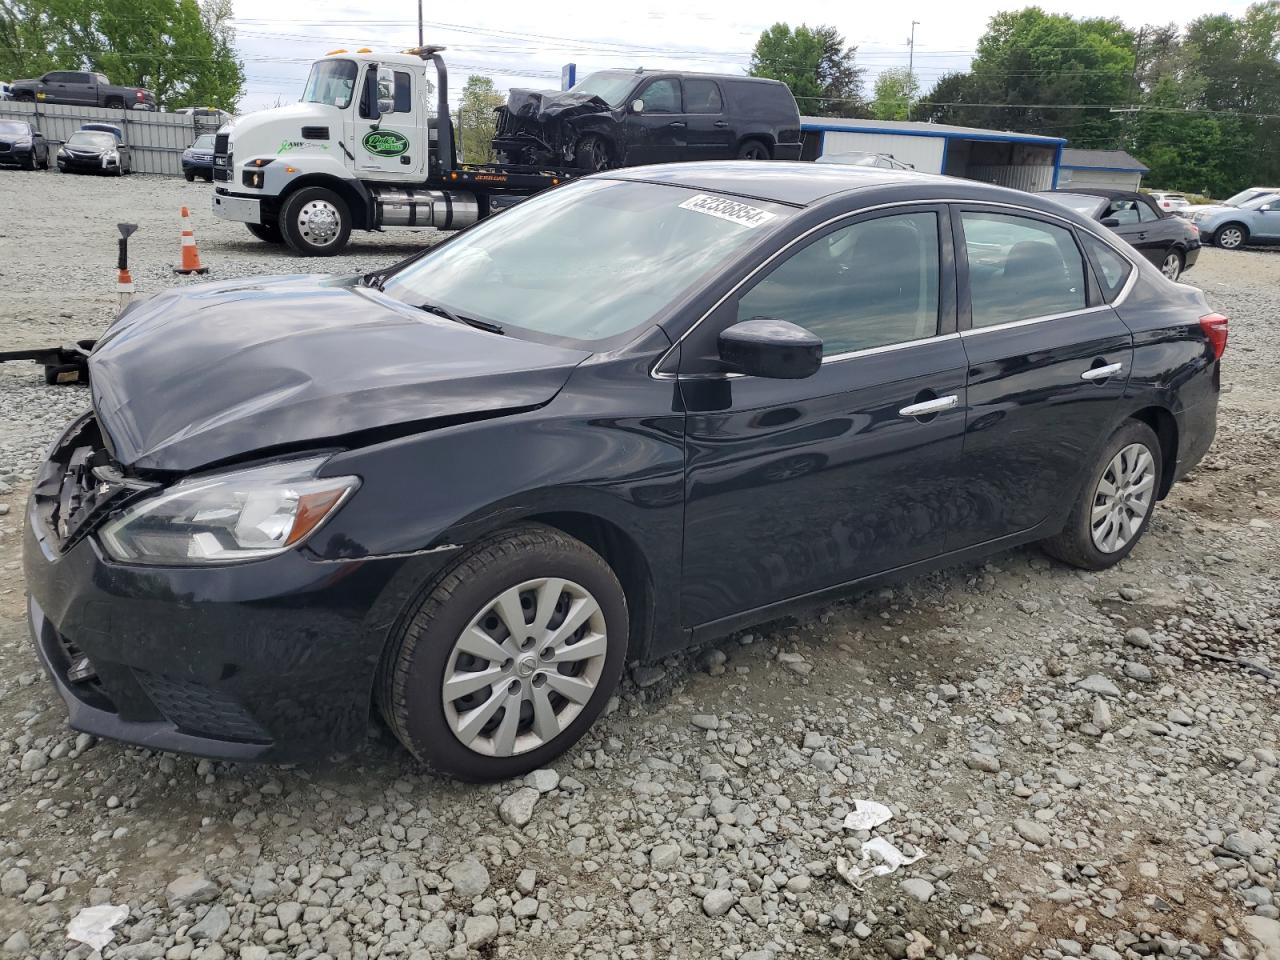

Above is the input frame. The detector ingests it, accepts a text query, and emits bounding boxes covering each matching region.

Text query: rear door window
[1080,234,1133,302]
[684,80,723,114]
[960,212,1087,327]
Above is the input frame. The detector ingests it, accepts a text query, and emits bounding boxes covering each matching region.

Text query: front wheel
[279,186,351,256]
[245,221,285,244]
[184,169,196,182]
[377,525,629,781]
[573,135,611,172]
[1041,420,1162,570]
[1160,249,1183,280]
[1214,223,1247,250]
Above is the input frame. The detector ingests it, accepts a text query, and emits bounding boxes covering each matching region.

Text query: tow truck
[211,46,573,255]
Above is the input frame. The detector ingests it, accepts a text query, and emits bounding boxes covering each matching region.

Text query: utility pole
[907,21,920,79]
[417,0,424,47]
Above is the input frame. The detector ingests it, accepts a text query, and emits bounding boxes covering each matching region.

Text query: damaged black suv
[493,69,803,171]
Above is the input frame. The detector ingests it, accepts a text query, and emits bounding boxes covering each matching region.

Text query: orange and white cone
[117,265,134,313]
[174,206,208,275]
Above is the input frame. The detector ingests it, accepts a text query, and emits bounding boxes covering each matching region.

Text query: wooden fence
[0,101,206,176]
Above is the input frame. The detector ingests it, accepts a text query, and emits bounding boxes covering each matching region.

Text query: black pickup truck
[10,71,156,111]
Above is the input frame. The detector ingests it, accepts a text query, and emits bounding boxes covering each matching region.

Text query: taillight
[1199,313,1228,360]
[135,90,144,100]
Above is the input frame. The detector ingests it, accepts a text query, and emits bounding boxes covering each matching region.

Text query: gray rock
[1089,946,1123,960]
[812,750,837,772]
[650,843,681,870]
[240,948,269,960]
[632,665,666,688]
[18,749,46,772]
[690,714,719,730]
[276,901,302,927]
[1225,830,1262,858]
[499,787,540,827]
[1092,698,1112,732]
[463,914,498,947]
[2,932,30,956]
[702,889,735,917]
[189,903,230,941]
[421,919,453,949]
[1124,627,1152,648]
[1014,819,1052,846]
[165,872,218,908]
[1123,661,1154,682]
[900,878,935,902]
[0,868,27,897]
[524,768,559,793]
[444,857,490,898]
[966,753,1001,774]
[515,868,537,895]
[629,889,657,916]
[1076,674,1121,697]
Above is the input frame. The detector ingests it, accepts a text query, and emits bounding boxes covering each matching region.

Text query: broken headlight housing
[99,456,359,565]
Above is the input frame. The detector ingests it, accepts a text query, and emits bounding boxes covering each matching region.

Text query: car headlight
[99,456,359,565]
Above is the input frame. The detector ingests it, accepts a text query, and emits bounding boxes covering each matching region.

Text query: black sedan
[57,129,131,175]
[24,163,1226,780]
[1041,188,1201,281]
[0,119,49,169]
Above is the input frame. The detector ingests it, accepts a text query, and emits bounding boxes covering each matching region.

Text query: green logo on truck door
[362,130,409,157]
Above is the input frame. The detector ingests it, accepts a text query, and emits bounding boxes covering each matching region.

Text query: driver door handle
[1081,362,1123,381]
[899,395,958,418]
[714,120,729,127]
[668,121,686,128]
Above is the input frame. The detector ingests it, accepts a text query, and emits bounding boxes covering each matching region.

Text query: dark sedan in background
[182,133,216,182]
[25,164,1225,781]
[0,119,49,169]
[57,128,131,175]
[1042,188,1201,281]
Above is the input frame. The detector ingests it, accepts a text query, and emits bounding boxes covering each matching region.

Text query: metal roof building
[800,117,1067,193]
[1056,149,1150,191]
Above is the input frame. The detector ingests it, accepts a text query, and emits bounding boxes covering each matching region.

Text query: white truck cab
[212,47,560,255]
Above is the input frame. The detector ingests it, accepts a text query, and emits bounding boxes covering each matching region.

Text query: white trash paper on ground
[842,799,894,832]
[836,837,927,884]
[67,904,129,952]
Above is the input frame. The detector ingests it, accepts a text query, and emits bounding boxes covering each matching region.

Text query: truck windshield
[302,59,357,109]
[381,179,791,346]
[568,72,637,107]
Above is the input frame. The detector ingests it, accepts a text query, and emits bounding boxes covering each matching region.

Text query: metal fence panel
[0,101,197,175]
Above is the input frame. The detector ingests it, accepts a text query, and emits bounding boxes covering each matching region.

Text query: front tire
[573,135,611,172]
[279,186,351,256]
[1160,249,1183,280]
[1214,223,1247,250]
[184,169,196,182]
[377,525,629,781]
[1041,420,1162,570]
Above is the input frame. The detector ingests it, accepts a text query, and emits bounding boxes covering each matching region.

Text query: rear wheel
[1041,420,1162,570]
[1214,223,1247,250]
[279,186,351,256]
[573,135,611,172]
[245,221,285,244]
[1160,249,1183,280]
[736,139,771,160]
[377,525,629,781]
[104,97,124,110]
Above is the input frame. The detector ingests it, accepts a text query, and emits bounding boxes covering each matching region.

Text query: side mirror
[718,318,822,379]
[630,99,645,114]
[378,98,395,115]
[1100,217,1121,228]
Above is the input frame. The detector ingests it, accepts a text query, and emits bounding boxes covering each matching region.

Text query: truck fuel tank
[372,187,479,229]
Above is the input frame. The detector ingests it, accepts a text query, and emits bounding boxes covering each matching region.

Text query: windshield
[192,134,215,149]
[381,179,790,345]
[67,132,115,149]
[0,120,29,136]
[1041,193,1106,217]
[302,59,357,109]
[568,71,636,107]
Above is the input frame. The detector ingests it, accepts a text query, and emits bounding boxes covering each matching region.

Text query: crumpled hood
[90,275,589,473]
[504,87,613,124]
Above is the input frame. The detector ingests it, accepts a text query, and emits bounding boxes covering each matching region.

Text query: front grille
[133,670,272,744]
[214,132,228,155]
[32,414,158,552]
[0,141,11,154]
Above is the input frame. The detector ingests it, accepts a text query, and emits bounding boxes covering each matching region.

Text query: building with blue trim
[1056,149,1149,191]
[800,117,1067,193]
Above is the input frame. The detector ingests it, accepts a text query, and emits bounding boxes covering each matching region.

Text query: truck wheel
[736,139,771,160]
[105,97,124,110]
[280,187,351,256]
[184,169,196,182]
[246,222,285,245]
[573,135,611,172]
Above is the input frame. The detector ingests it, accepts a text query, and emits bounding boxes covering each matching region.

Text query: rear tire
[1160,249,1183,280]
[105,97,124,110]
[1041,420,1163,570]
[377,525,629,782]
[245,221,285,244]
[736,139,771,160]
[1214,223,1247,250]
[279,186,351,256]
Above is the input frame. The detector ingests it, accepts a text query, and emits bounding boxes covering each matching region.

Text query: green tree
[749,23,866,117]
[453,74,505,165]
[871,67,918,120]
[0,0,244,110]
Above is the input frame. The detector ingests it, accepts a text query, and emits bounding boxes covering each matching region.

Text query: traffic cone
[173,206,208,275]
[117,222,138,313]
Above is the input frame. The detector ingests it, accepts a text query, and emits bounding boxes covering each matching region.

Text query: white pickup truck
[211,46,567,255]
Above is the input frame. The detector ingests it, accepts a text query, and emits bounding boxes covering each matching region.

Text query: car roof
[583,68,784,86]
[604,161,1053,209]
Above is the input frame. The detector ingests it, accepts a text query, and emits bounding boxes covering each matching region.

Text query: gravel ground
[0,172,1277,960]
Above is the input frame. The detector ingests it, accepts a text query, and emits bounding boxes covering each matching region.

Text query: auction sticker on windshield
[678,194,776,228]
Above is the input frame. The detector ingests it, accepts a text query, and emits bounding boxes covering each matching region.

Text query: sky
[229,0,1256,114]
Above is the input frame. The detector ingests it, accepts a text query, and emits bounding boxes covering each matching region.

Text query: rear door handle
[714,120,729,127]
[668,121,686,128]
[899,395,958,418]
[1081,362,1123,381]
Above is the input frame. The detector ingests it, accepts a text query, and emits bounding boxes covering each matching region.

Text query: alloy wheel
[1161,252,1181,280]
[1091,443,1156,553]
[1218,227,1244,250]
[441,577,608,757]
[296,199,341,247]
